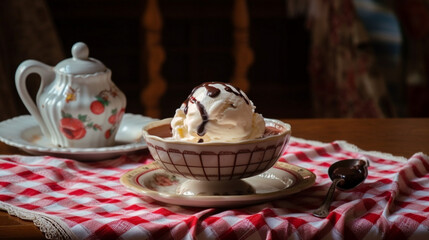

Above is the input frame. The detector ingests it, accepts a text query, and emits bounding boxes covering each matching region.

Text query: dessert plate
[0,114,155,161]
[120,162,316,207]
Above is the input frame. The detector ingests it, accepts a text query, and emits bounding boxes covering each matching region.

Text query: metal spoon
[313,159,369,218]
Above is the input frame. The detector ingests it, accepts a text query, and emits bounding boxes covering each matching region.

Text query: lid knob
[72,42,89,60]
[55,42,106,75]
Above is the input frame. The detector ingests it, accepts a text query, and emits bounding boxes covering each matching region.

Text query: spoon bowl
[313,159,369,218]
[328,159,369,190]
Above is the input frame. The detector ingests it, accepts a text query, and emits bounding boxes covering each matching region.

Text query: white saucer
[0,114,155,161]
[120,162,316,207]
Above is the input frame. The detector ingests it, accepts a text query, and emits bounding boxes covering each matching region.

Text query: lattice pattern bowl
[142,118,291,181]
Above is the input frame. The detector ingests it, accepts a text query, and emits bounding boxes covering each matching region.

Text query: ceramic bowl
[142,118,291,181]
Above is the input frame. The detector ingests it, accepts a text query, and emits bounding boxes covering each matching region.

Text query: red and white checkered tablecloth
[0,137,428,240]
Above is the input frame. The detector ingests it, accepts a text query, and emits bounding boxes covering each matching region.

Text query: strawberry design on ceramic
[105,107,125,139]
[105,128,113,139]
[60,111,103,140]
[60,112,87,140]
[108,109,119,125]
[86,122,103,131]
[108,108,126,125]
[90,87,121,115]
[117,108,125,121]
[60,117,86,140]
[90,96,108,115]
[60,86,124,141]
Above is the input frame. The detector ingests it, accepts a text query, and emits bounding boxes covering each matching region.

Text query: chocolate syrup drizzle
[182,82,250,140]
[196,101,208,136]
[224,85,249,105]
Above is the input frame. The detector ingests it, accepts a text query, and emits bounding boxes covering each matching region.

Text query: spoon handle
[313,178,344,218]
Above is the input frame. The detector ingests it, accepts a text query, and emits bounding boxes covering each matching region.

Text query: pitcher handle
[15,60,55,139]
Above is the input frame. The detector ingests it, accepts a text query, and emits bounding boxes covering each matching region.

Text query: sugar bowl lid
[55,42,106,75]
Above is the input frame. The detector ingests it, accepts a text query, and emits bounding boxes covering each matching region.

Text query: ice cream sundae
[171,82,265,143]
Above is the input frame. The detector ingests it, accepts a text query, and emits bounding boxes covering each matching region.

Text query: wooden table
[1,118,428,239]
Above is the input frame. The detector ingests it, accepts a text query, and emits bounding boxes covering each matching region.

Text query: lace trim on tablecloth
[0,201,76,240]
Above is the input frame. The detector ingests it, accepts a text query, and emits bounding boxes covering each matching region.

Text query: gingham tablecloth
[0,137,428,240]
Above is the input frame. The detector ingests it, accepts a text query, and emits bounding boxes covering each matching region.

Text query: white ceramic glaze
[120,161,316,207]
[142,118,291,181]
[15,42,126,148]
[0,114,154,161]
[176,179,256,196]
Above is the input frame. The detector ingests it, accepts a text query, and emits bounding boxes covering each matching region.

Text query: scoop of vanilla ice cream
[171,82,265,143]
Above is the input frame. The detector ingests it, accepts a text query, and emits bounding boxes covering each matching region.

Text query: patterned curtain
[308,0,394,117]
[288,0,429,117]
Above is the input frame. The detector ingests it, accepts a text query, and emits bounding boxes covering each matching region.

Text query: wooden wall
[47,0,312,119]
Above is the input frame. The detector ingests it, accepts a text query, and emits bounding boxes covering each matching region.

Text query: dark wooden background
[46,0,312,119]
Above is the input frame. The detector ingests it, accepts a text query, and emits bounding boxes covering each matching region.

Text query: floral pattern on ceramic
[147,173,180,192]
[153,173,179,186]
[15,42,126,148]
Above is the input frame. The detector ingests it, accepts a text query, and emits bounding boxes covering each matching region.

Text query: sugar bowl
[15,42,126,148]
